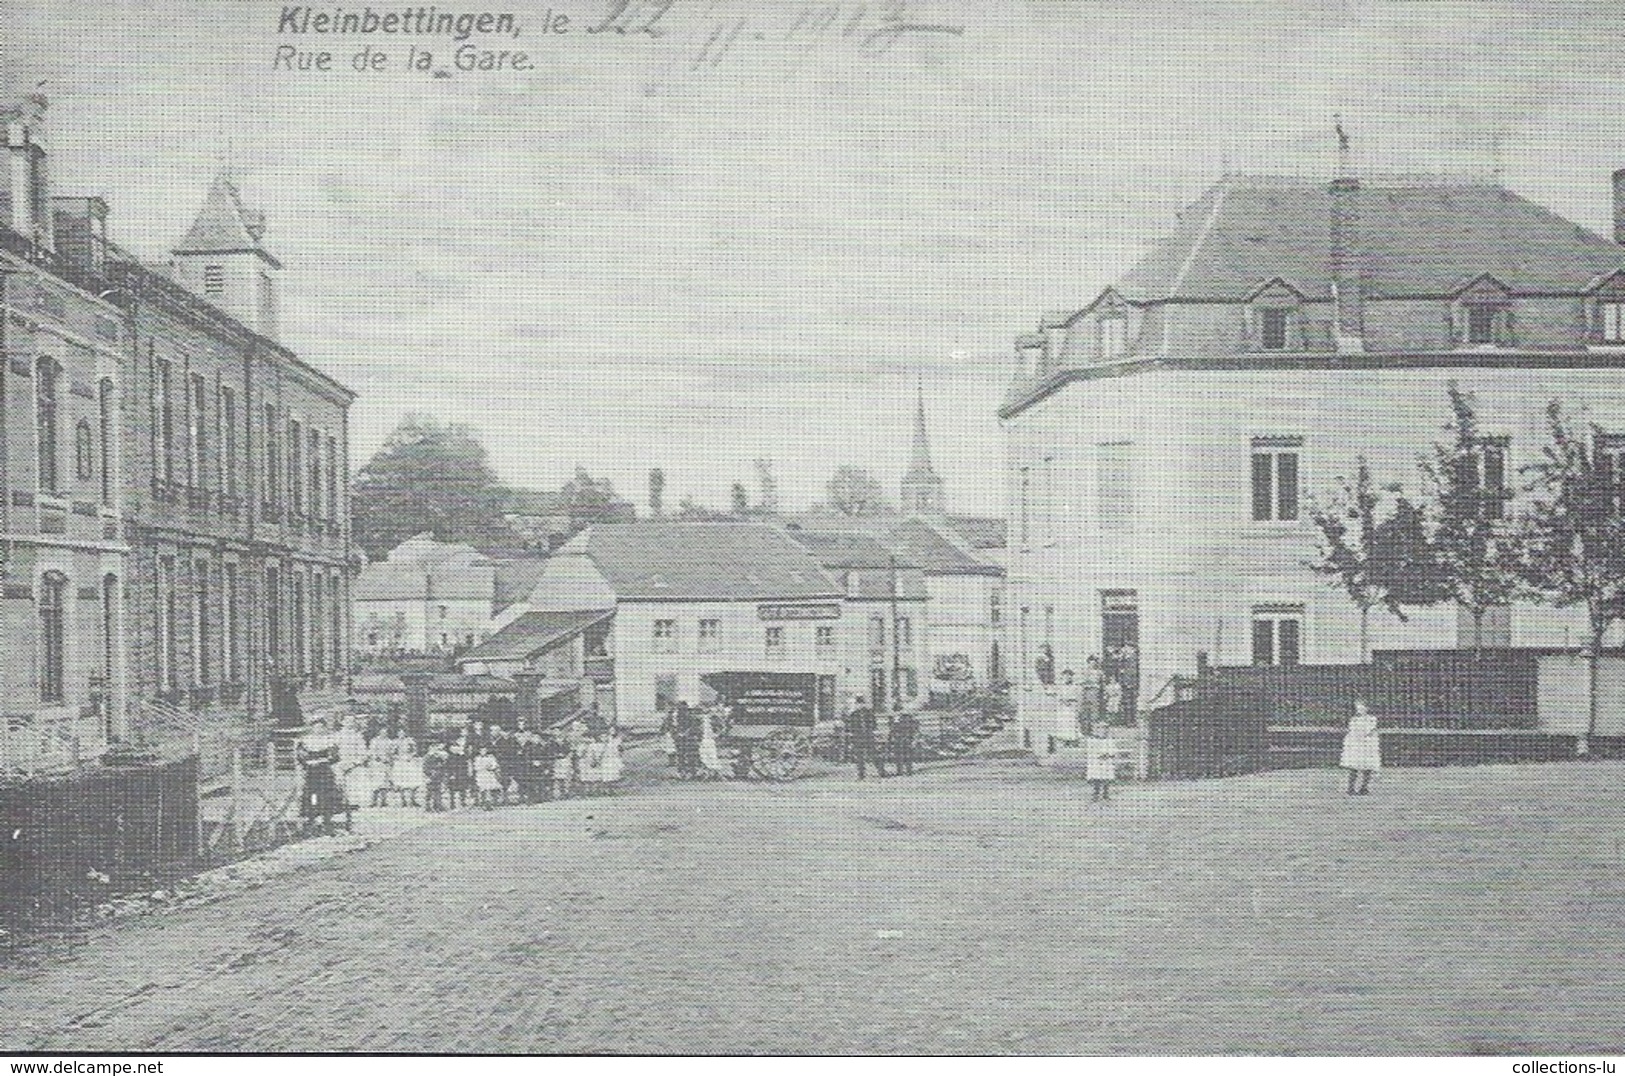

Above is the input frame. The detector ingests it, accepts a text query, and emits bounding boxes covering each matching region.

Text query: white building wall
[1007,364,1625,737]
[609,600,845,731]
[923,573,1003,685]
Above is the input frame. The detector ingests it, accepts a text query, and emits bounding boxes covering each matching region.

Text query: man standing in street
[846,697,887,779]
[889,708,919,776]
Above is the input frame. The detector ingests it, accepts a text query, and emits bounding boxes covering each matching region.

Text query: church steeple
[901,380,946,518]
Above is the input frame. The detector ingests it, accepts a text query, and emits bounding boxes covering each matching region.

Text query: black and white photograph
[0,0,1624,1060]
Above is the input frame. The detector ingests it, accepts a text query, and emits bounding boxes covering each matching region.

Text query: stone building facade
[0,95,355,769]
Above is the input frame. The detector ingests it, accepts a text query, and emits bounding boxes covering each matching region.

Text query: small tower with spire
[170,170,282,340]
[900,380,947,519]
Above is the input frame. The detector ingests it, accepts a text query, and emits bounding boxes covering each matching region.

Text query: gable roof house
[1003,169,1625,747]
[492,523,847,728]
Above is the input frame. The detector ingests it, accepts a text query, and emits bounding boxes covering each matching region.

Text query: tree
[648,468,665,518]
[1311,459,1452,660]
[824,465,893,516]
[731,482,750,516]
[1514,401,1625,752]
[561,467,636,532]
[352,415,511,560]
[1308,458,1392,661]
[1422,383,1521,648]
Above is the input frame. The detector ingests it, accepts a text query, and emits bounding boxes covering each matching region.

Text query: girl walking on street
[1341,698,1381,795]
[474,747,502,809]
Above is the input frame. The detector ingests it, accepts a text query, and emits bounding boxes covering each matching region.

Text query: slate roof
[1115,175,1625,303]
[460,609,612,663]
[172,172,282,268]
[783,515,1003,576]
[788,530,914,570]
[492,557,550,613]
[564,523,842,601]
[887,518,1002,576]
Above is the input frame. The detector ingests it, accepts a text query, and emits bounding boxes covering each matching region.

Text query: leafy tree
[824,465,893,516]
[1514,402,1625,752]
[1308,458,1393,661]
[352,415,511,559]
[1422,383,1521,648]
[560,467,636,532]
[755,458,779,514]
[1310,459,1452,660]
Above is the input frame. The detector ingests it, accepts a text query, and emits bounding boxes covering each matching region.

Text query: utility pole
[889,554,902,713]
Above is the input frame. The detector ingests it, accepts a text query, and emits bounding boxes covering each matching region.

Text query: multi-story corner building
[1003,169,1625,739]
[0,94,355,768]
[110,171,355,732]
[0,96,130,771]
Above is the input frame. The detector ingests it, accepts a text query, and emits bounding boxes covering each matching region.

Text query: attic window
[1260,309,1289,351]
[1467,305,1498,345]
[1601,301,1624,344]
[203,265,225,296]
[1098,314,1128,359]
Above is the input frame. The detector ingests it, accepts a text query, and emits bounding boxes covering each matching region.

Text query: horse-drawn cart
[701,671,828,781]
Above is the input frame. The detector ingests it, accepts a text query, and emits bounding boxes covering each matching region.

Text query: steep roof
[788,529,913,570]
[945,514,1007,551]
[492,557,550,613]
[172,171,282,268]
[888,518,1002,575]
[783,515,1003,576]
[1115,175,1625,302]
[564,522,841,602]
[460,609,612,663]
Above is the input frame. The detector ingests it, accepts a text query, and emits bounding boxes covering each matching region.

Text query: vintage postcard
[0,0,1623,1062]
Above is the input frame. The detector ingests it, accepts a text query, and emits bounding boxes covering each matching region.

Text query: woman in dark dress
[298,716,346,832]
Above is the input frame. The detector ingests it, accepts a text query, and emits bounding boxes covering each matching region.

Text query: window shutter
[1444,306,1457,344]
[1500,309,1516,347]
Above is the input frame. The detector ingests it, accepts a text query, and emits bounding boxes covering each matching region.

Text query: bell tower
[900,381,947,519]
[171,171,282,340]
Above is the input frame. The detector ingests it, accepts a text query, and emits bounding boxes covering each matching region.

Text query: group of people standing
[1044,646,1140,751]
[842,698,918,779]
[661,701,726,779]
[299,712,624,822]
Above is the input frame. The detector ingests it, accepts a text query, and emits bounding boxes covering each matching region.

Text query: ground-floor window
[39,571,67,703]
[1251,604,1303,666]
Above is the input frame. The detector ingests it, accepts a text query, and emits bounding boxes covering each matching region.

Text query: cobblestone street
[3,756,1625,1054]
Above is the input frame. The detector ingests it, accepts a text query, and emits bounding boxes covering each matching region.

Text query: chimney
[1614,168,1625,246]
[1,93,51,247]
[1329,176,1364,352]
[51,196,108,275]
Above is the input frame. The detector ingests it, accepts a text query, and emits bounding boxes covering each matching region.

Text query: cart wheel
[753,729,809,781]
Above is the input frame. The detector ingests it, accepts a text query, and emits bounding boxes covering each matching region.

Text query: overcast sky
[4,0,1624,516]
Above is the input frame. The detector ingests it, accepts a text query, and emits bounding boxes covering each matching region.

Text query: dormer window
[1260,308,1289,350]
[1453,275,1513,347]
[1603,301,1625,344]
[1244,279,1304,352]
[1098,314,1128,359]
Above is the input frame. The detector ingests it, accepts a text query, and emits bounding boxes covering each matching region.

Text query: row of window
[150,356,342,522]
[1076,299,1625,365]
[154,557,345,693]
[651,618,841,656]
[29,360,116,503]
[1015,429,1544,545]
